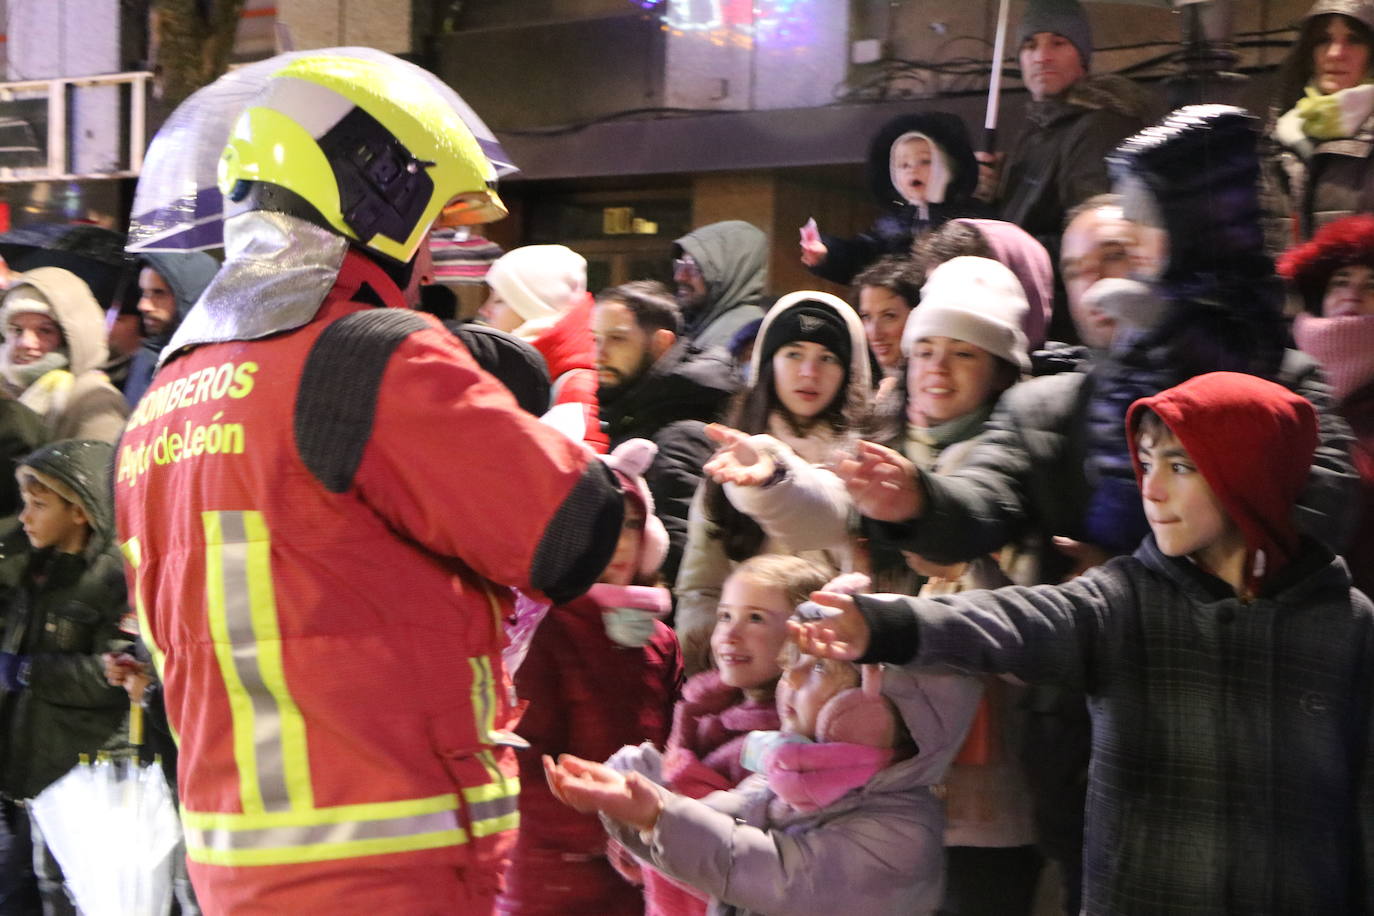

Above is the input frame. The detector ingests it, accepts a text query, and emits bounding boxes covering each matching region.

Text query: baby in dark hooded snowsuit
[800,112,985,286]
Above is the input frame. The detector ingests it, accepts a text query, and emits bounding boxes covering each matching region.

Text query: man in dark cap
[978,0,1152,340]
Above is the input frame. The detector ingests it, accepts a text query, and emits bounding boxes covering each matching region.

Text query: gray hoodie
[674,221,768,351]
[607,668,981,916]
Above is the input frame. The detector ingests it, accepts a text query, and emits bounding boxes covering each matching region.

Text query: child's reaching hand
[544,754,665,832]
[799,218,828,267]
[788,591,872,661]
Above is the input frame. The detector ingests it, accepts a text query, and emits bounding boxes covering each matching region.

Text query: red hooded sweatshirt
[1126,371,1319,598]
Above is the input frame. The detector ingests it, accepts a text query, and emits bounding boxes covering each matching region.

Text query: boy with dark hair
[796,371,1374,914]
[0,439,129,912]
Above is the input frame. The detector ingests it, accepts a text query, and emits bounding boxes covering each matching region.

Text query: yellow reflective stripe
[470,810,518,839]
[186,827,467,867]
[119,537,165,670]
[181,792,461,831]
[465,749,519,837]
[182,793,469,867]
[468,656,497,740]
[203,511,265,815]
[241,512,313,811]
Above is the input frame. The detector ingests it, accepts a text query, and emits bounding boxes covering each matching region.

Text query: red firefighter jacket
[114,252,622,891]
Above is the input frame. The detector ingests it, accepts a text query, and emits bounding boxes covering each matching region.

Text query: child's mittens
[606,741,665,786]
[799,218,827,267]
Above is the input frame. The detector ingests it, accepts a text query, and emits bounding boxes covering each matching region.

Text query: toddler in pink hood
[546,574,982,916]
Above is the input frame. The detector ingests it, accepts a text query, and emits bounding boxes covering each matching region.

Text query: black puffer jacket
[1080,107,1293,552]
[601,341,739,582]
[0,439,129,800]
[810,112,987,286]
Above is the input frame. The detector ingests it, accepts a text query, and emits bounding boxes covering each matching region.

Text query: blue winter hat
[1018,0,1093,69]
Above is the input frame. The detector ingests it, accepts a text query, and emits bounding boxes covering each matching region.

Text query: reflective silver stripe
[467,794,518,826]
[185,809,462,853]
[218,511,292,810]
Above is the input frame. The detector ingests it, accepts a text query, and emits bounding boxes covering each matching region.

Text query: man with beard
[595,281,739,581]
[670,221,768,351]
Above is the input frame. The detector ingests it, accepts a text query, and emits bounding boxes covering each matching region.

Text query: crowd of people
[0,0,1372,914]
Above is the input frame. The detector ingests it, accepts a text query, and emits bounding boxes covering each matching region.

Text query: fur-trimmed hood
[2,267,108,376]
[1029,74,1155,127]
[864,112,978,208]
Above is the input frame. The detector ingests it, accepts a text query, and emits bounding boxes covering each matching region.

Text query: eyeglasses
[672,256,702,278]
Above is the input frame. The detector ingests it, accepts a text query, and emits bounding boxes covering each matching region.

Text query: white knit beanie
[903,256,1030,370]
[484,245,587,323]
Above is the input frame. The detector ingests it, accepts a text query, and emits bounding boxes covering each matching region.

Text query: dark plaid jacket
[858,536,1374,915]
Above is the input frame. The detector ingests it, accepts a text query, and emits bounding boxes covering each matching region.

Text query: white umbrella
[30,741,182,916]
[127,48,518,253]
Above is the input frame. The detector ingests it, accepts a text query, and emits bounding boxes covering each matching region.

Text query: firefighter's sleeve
[293,310,623,602]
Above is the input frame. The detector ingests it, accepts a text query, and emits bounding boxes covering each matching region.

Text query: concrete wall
[278,0,412,53]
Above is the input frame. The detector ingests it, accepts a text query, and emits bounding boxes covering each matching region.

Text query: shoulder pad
[295,309,432,493]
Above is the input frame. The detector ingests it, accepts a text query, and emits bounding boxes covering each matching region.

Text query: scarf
[904,402,994,454]
[2,350,68,395]
[753,734,894,813]
[1277,82,1374,158]
[1293,311,1374,404]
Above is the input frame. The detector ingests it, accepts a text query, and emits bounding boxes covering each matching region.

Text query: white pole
[985,0,1012,142]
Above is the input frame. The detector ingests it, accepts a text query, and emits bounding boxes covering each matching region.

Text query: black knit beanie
[757,302,851,374]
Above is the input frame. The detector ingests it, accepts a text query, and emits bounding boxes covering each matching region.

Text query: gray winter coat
[606,669,982,916]
[855,536,1374,915]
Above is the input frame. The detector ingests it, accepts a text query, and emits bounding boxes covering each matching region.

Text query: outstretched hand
[544,754,664,832]
[787,590,871,662]
[703,423,779,487]
[831,440,923,522]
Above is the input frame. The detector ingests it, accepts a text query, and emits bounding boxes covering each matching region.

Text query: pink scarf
[1293,312,1374,404]
[765,740,894,813]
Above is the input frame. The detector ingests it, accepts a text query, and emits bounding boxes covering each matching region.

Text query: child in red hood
[795,371,1374,914]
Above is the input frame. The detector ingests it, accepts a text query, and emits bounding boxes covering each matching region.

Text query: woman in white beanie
[0,267,129,442]
[479,244,588,332]
[477,244,608,451]
[702,257,1044,914]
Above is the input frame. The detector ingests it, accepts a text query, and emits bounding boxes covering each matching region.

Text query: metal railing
[0,70,151,183]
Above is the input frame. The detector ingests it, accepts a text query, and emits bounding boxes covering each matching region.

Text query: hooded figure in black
[803,112,985,286]
[1084,106,1332,554]
[123,251,220,407]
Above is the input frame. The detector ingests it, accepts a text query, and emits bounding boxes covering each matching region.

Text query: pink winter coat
[645,671,780,916]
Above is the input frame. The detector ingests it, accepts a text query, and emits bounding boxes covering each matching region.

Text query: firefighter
[115,51,625,913]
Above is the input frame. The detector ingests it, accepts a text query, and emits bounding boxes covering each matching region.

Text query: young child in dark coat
[802,371,1374,914]
[800,112,985,286]
[0,439,129,913]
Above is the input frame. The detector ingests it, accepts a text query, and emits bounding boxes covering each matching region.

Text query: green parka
[0,439,129,800]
